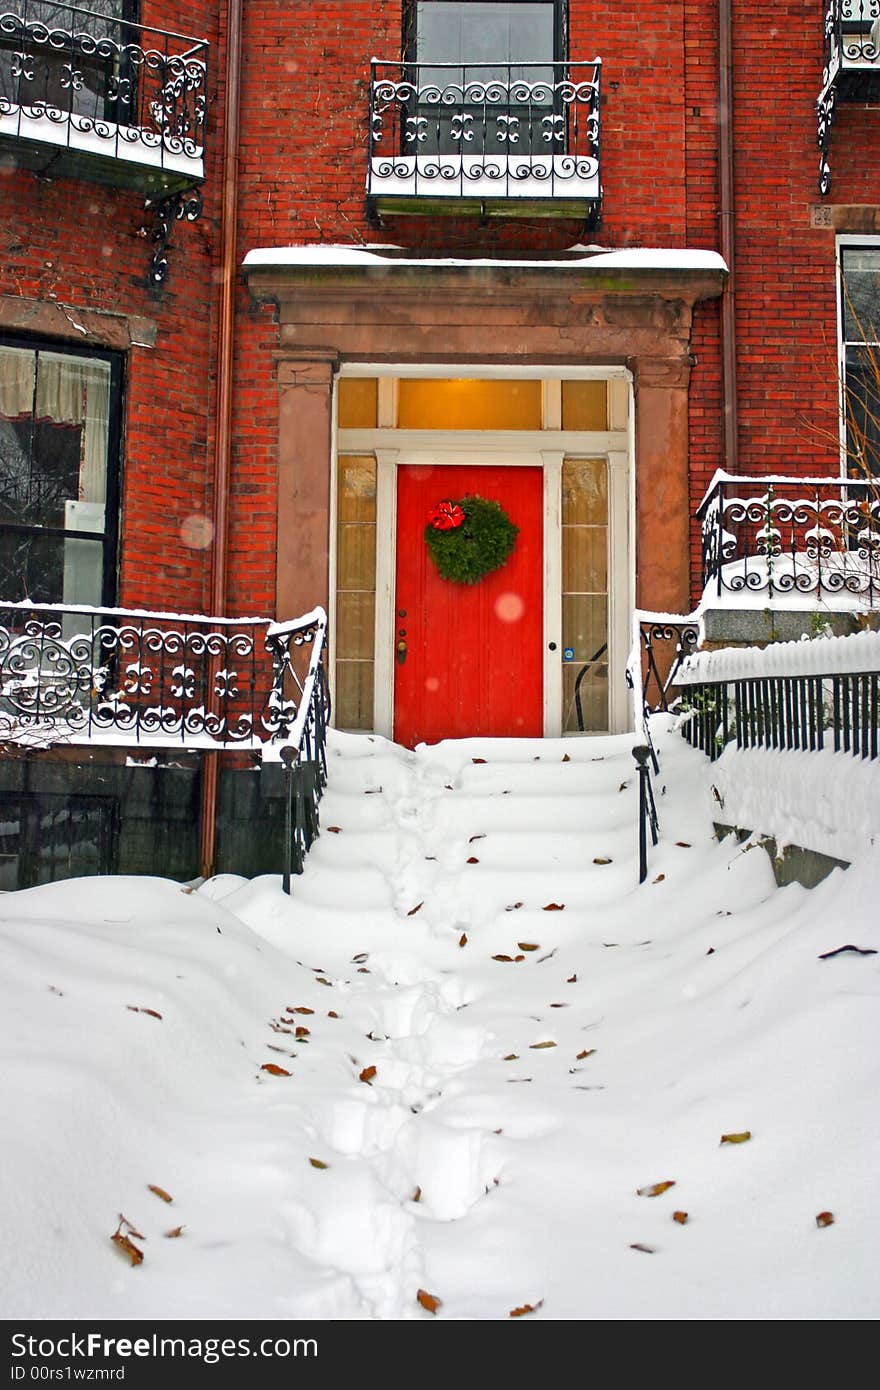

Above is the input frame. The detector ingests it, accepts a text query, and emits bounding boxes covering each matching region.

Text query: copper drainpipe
[199,0,243,878]
[718,0,738,473]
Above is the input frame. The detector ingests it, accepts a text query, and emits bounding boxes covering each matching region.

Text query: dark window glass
[840,246,880,477]
[0,339,121,604]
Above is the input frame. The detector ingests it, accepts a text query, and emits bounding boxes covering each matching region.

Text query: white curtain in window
[0,346,36,420]
[37,353,110,504]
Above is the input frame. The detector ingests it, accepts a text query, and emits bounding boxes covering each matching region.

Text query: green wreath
[424,494,519,585]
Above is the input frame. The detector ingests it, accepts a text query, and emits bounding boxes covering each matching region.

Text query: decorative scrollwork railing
[368,58,601,214]
[0,601,322,750]
[817,0,879,194]
[0,1,208,178]
[698,474,880,604]
[265,608,331,889]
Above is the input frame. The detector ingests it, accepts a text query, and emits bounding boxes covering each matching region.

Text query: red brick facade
[2,0,877,615]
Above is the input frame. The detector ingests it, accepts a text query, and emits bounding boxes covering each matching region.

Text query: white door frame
[332,368,634,739]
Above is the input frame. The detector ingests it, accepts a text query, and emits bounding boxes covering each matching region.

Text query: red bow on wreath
[428,500,466,531]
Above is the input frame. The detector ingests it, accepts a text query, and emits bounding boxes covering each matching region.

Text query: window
[839,241,880,476]
[403,1,566,155]
[0,338,122,605]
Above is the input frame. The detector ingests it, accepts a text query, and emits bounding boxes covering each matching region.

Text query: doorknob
[396,639,408,665]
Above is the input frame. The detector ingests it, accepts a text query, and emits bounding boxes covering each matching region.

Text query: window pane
[338,378,378,429]
[335,662,375,730]
[561,380,608,432]
[397,378,542,429]
[416,3,555,66]
[842,247,880,344]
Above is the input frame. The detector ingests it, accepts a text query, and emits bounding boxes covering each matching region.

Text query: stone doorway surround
[242,246,727,622]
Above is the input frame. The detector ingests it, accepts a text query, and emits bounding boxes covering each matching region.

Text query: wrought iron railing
[367,58,601,214]
[677,665,879,765]
[817,1,880,194]
[0,1,208,180]
[0,600,318,749]
[698,474,880,604]
[625,612,700,885]
[269,608,330,890]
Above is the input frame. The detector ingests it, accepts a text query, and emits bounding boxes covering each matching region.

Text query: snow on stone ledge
[678,628,880,683]
[242,244,728,273]
[711,744,879,863]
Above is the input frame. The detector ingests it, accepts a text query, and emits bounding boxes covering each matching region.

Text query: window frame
[0,332,124,607]
[836,235,880,478]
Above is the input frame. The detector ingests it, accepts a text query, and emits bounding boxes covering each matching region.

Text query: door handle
[396,639,408,665]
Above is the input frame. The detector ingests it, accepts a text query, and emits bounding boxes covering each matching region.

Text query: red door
[394,464,544,746]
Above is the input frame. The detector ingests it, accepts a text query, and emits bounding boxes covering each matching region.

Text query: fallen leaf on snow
[575,1049,595,1060]
[411,1187,422,1203]
[673,1211,689,1225]
[503,1053,519,1061]
[111,1230,144,1267]
[417,1289,442,1314]
[359,1065,377,1084]
[261,1063,291,1077]
[816,1211,835,1228]
[517,942,539,951]
[469,834,486,843]
[720,1131,752,1145]
[126,1006,163,1020]
[164,1226,184,1238]
[543,903,565,912]
[351,953,369,963]
[562,753,571,763]
[407,903,423,916]
[459,933,468,947]
[510,1300,544,1317]
[295,1026,310,1038]
[676,841,692,848]
[308,1157,329,1170]
[466,856,480,864]
[327,1011,340,1019]
[593,857,613,866]
[288,1006,314,1015]
[492,954,514,962]
[505,902,524,912]
[529,1041,557,1050]
[629,1243,655,1254]
[326,826,342,833]
[315,977,332,986]
[653,874,666,884]
[471,758,487,765]
[637,1181,676,1197]
[147,1185,173,1204]
[567,973,578,983]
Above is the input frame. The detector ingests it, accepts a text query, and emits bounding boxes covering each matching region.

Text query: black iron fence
[368,58,601,211]
[0,1,208,176]
[698,475,880,604]
[677,664,880,764]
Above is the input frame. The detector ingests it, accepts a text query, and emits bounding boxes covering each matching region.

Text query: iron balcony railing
[698,474,880,604]
[367,58,601,220]
[817,1,879,194]
[0,0,207,194]
[0,601,327,752]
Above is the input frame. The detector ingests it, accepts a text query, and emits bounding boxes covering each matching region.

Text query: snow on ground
[0,720,878,1321]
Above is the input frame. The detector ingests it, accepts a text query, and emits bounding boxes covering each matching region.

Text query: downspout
[718,0,738,472]
[199,0,243,879]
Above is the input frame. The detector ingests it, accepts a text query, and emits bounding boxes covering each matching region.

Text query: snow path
[0,720,878,1320]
